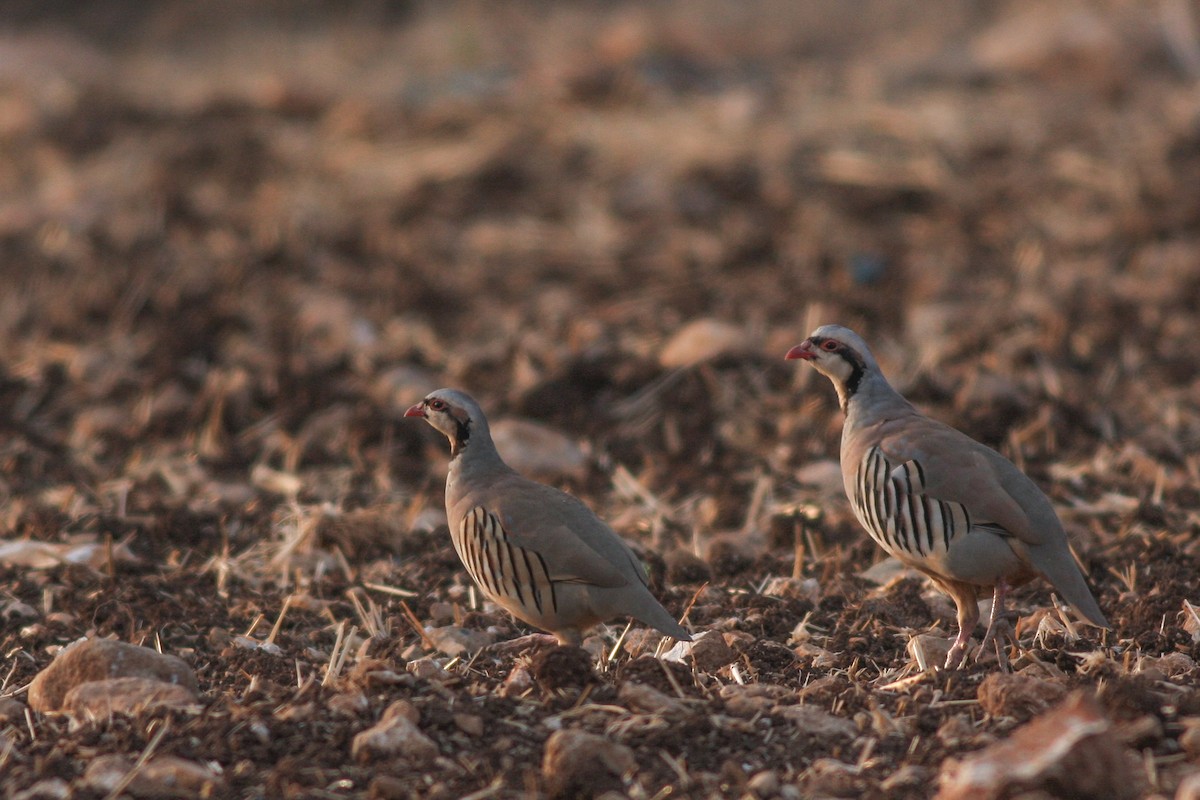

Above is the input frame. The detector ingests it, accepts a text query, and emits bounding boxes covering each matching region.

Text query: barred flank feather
[457,505,558,618]
[853,447,970,561]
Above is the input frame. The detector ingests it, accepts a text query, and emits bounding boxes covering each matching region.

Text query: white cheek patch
[818,355,853,382]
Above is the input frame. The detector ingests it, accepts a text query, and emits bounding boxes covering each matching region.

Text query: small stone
[428,602,456,626]
[1113,714,1163,747]
[1136,652,1195,678]
[659,318,752,368]
[274,702,314,722]
[490,419,589,482]
[800,758,861,797]
[80,755,134,794]
[620,628,667,657]
[2,599,38,620]
[44,611,76,626]
[454,713,484,737]
[907,634,953,672]
[617,682,689,720]
[136,756,226,798]
[1180,718,1200,758]
[662,631,737,673]
[230,635,282,656]
[1177,770,1200,800]
[880,765,932,792]
[368,775,410,800]
[382,699,420,725]
[542,729,636,799]
[327,691,370,717]
[747,769,781,797]
[0,695,26,723]
[27,638,197,712]
[83,754,224,798]
[858,557,923,586]
[352,711,438,764]
[977,673,1068,721]
[776,705,856,739]
[761,577,820,601]
[347,656,409,687]
[793,459,844,495]
[936,692,1143,800]
[425,625,496,658]
[720,687,778,718]
[501,664,535,698]
[968,5,1122,80]
[61,677,199,720]
[12,778,70,800]
[250,463,303,497]
[406,657,451,682]
[691,633,734,671]
[936,715,977,749]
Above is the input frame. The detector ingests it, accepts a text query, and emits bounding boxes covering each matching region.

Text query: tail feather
[627,587,693,641]
[1035,544,1109,628]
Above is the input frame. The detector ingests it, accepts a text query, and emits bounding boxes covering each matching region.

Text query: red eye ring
[428,399,446,411]
[820,340,838,352]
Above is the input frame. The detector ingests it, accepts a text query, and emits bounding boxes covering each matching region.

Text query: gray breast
[851,447,970,561]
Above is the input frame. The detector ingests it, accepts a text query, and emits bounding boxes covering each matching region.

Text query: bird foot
[976,616,1017,672]
[943,638,971,670]
[480,633,561,657]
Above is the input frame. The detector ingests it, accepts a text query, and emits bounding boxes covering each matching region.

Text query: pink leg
[977,581,1016,670]
[945,628,973,671]
[943,583,982,670]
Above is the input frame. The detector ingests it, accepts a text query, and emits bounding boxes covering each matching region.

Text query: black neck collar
[449,416,471,458]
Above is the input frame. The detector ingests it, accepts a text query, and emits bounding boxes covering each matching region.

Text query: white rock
[81,754,225,798]
[424,625,496,657]
[761,577,820,602]
[406,657,451,683]
[62,677,200,720]
[793,460,844,495]
[12,778,70,800]
[28,638,197,713]
[490,419,589,482]
[662,630,737,672]
[660,318,753,368]
[351,712,438,764]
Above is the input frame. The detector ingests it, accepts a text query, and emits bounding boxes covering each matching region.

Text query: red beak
[785,341,816,361]
[403,402,426,418]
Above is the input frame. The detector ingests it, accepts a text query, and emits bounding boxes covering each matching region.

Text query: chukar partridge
[405,388,691,646]
[786,325,1108,668]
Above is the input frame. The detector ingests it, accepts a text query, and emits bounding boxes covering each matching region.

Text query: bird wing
[477,477,643,589]
[876,415,1060,548]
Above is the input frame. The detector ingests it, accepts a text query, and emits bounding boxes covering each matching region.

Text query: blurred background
[4,0,1200,503]
[4,0,1200,536]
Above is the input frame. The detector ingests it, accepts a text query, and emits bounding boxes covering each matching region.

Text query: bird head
[405,388,485,455]
[785,325,878,410]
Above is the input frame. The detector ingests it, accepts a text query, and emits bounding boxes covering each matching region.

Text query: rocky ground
[2,1,1200,798]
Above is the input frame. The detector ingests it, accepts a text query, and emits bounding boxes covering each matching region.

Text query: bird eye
[428,399,446,411]
[821,340,839,352]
